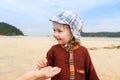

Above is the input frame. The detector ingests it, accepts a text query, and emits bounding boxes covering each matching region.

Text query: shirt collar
[60,44,79,50]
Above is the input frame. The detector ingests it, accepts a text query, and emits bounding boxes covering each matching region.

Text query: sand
[0,36,120,80]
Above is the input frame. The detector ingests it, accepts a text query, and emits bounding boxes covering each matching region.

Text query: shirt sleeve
[84,47,99,80]
[46,46,55,67]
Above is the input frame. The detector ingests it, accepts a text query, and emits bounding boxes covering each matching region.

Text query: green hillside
[0,22,24,36]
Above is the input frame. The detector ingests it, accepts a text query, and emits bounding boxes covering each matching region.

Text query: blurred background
[0,0,120,36]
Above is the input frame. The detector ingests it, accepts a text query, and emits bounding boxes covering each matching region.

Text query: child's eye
[58,30,62,32]
[53,29,63,32]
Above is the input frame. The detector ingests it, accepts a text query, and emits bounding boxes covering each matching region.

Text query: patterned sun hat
[50,10,83,40]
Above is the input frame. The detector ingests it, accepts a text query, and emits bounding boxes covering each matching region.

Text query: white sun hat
[50,10,83,40]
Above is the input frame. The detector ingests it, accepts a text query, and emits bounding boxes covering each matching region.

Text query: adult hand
[36,66,61,80]
[17,66,61,80]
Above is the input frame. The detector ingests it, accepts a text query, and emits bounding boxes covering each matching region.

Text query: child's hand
[37,58,48,70]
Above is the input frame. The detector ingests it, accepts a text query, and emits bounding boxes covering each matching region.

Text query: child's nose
[53,32,58,37]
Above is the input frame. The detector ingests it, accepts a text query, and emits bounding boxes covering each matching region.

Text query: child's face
[53,22,73,45]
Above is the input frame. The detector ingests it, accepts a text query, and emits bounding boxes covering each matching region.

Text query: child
[37,10,99,80]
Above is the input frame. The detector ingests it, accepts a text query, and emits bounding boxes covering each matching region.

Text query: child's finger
[36,58,48,69]
[36,63,43,69]
[41,58,48,66]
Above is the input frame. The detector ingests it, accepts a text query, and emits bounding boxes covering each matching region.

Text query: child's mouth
[57,38,61,41]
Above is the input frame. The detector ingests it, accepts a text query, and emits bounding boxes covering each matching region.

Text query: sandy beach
[0,36,120,80]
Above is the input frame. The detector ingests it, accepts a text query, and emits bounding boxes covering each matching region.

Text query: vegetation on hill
[0,22,24,36]
[0,22,119,37]
[81,32,120,37]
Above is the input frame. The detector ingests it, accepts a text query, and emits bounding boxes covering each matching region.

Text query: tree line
[0,22,119,37]
[81,32,120,37]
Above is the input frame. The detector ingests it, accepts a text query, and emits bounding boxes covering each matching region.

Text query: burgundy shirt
[46,44,99,80]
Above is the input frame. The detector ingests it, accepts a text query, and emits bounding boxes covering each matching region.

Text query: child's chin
[59,43,65,45]
[58,42,63,44]
[57,41,65,44]
[58,43,62,44]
